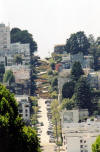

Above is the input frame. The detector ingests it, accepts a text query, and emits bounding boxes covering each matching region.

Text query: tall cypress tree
[71,61,84,82]
[74,77,92,112]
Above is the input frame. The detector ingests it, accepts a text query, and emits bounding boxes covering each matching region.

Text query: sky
[1,0,100,58]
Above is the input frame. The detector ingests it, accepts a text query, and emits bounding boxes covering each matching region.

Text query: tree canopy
[0,64,5,82]
[71,61,84,82]
[51,76,58,91]
[60,97,76,110]
[11,28,37,54]
[3,70,15,85]
[65,31,90,55]
[62,81,75,99]
[0,84,41,152]
[88,35,100,71]
[92,136,100,152]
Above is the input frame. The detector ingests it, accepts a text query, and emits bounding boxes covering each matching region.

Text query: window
[25,114,28,117]
[84,140,86,143]
[80,145,83,148]
[25,109,28,113]
[80,140,83,143]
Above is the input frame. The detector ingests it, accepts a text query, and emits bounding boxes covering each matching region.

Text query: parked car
[40,122,44,126]
[47,130,53,135]
[49,138,55,143]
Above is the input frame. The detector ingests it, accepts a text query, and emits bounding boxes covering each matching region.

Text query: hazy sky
[1,0,100,58]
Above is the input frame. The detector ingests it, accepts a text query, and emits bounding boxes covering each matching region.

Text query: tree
[11,28,37,54]
[51,100,61,144]
[71,61,84,81]
[14,54,22,65]
[51,91,58,99]
[51,76,58,91]
[65,31,90,55]
[88,35,100,70]
[60,97,76,110]
[48,70,53,75]
[88,35,98,70]
[62,81,75,99]
[3,70,15,85]
[50,62,55,70]
[74,77,93,112]
[51,77,58,87]
[0,64,5,82]
[88,34,95,46]
[92,136,100,152]
[0,64,5,74]
[30,72,37,96]
[0,84,41,152]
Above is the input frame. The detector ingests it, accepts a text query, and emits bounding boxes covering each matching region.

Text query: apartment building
[0,23,10,51]
[15,95,30,121]
[61,109,100,152]
[10,42,30,65]
[62,122,100,152]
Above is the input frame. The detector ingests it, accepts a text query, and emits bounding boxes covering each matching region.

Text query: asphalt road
[38,98,56,152]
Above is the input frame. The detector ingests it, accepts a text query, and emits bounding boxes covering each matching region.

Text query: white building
[87,72,98,89]
[0,23,10,51]
[61,109,89,126]
[61,109,100,152]
[58,69,71,103]
[60,52,94,71]
[0,56,6,65]
[10,42,30,65]
[15,95,30,121]
[62,122,100,152]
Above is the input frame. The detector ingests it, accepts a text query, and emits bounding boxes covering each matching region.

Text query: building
[0,56,6,65]
[10,42,30,65]
[54,44,66,54]
[15,95,30,121]
[59,52,94,71]
[87,72,98,89]
[61,56,70,69]
[62,121,100,152]
[61,109,89,126]
[5,65,31,95]
[58,69,71,103]
[0,23,10,51]
[61,109,100,152]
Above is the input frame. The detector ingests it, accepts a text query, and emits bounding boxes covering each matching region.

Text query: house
[5,65,31,95]
[55,63,62,72]
[59,52,94,71]
[54,44,66,54]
